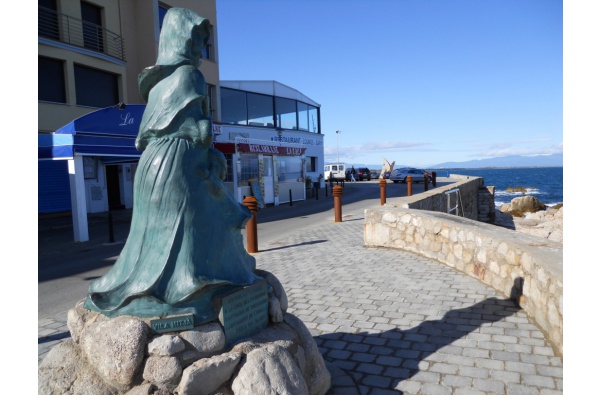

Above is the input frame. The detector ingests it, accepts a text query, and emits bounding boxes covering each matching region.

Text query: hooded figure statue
[84,8,262,323]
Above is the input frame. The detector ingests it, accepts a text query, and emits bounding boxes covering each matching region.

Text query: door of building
[263,156,274,205]
[106,165,124,210]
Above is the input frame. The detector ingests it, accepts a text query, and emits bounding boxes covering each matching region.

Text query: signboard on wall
[83,157,97,179]
[237,143,305,156]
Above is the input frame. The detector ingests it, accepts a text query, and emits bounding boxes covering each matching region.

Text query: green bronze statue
[84,8,262,323]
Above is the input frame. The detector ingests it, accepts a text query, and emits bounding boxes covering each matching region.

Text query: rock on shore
[496,196,563,243]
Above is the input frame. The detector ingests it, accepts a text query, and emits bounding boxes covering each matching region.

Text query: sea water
[441,167,563,208]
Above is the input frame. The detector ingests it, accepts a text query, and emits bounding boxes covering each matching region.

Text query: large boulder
[80,316,149,392]
[495,206,563,244]
[499,195,546,217]
[231,344,309,395]
[39,341,117,395]
[177,352,242,395]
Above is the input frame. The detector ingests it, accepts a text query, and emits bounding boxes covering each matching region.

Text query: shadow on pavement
[318,279,523,394]
[259,239,328,253]
[38,331,71,344]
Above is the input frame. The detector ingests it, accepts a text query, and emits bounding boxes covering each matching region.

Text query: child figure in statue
[84,8,262,323]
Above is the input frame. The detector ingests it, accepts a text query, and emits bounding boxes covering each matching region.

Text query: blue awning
[38,134,74,160]
[38,104,146,160]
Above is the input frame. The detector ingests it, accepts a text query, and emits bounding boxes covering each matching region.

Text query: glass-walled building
[215,81,323,206]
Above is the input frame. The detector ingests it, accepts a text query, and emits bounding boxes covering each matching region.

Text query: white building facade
[215,80,323,206]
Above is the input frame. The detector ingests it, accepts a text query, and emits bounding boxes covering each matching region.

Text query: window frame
[39,56,67,104]
[74,63,120,108]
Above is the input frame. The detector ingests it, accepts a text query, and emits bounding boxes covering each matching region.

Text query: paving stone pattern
[255,213,562,395]
[38,212,563,394]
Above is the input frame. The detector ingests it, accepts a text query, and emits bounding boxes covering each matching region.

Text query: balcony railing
[39,6,125,61]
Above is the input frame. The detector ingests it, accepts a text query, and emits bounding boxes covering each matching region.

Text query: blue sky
[216,0,563,167]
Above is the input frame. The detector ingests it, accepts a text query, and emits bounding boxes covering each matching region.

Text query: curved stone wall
[364,206,563,357]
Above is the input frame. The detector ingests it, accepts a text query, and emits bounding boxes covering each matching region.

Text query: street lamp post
[336,130,341,163]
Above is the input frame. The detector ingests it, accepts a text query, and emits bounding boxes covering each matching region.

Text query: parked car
[389,168,431,184]
[383,171,391,179]
[371,170,380,178]
[356,167,371,181]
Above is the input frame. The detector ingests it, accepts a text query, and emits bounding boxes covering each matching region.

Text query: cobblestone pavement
[39,211,563,394]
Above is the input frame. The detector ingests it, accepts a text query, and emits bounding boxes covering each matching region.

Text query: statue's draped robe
[84,59,261,323]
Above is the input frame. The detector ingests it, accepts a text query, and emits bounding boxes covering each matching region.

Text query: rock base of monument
[38,270,331,395]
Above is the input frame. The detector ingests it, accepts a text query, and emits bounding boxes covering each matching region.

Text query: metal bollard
[424,173,429,191]
[333,185,343,222]
[243,196,259,253]
[289,189,293,206]
[407,175,413,196]
[379,178,387,205]
[325,184,328,197]
[432,171,437,187]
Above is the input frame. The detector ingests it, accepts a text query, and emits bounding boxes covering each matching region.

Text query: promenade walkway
[38,208,563,394]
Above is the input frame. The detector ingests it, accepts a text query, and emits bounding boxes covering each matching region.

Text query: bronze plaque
[150,314,194,333]
[217,280,269,344]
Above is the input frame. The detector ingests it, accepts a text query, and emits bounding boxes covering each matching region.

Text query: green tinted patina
[84,8,262,323]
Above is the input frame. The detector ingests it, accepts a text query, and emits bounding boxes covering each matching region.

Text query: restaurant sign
[236,142,306,156]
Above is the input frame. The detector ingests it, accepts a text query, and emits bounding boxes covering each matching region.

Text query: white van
[324,163,346,181]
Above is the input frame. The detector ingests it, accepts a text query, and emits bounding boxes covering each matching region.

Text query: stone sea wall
[364,206,563,357]
[393,175,486,221]
[364,174,563,355]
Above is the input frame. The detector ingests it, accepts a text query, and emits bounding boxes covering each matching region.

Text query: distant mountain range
[427,153,563,169]
[363,153,563,170]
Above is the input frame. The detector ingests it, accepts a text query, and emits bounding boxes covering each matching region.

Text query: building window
[81,1,104,53]
[39,0,59,40]
[224,153,234,182]
[202,24,214,60]
[308,105,319,133]
[238,154,259,185]
[306,156,317,172]
[221,87,321,133]
[74,64,119,107]
[297,102,309,131]
[276,97,297,130]
[277,156,303,183]
[297,102,319,133]
[221,88,247,125]
[39,56,66,103]
[247,92,274,127]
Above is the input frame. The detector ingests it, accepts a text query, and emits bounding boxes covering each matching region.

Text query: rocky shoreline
[494,196,563,244]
